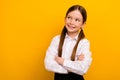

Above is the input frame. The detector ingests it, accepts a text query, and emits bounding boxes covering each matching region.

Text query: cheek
[77,24,83,28]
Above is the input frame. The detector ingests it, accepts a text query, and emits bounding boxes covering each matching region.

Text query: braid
[71,29,85,61]
[58,26,67,57]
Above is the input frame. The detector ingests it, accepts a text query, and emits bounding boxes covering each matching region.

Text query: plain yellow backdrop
[0,0,120,80]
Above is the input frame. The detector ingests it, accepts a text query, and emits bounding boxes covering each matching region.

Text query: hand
[55,56,64,65]
[77,54,85,61]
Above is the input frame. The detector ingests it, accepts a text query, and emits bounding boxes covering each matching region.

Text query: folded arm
[55,39,92,75]
[44,36,67,73]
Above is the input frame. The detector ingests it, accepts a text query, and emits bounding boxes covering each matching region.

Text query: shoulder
[78,38,90,47]
[80,38,90,44]
[52,35,60,39]
[50,35,60,45]
[52,35,60,41]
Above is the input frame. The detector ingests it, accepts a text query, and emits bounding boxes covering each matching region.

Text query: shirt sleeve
[63,39,92,75]
[44,36,68,73]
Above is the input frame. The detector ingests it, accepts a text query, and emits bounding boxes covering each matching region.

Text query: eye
[75,19,80,22]
[67,16,72,19]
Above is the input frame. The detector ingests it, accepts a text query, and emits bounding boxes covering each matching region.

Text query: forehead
[67,10,83,19]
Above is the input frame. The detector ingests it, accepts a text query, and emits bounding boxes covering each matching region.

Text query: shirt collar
[65,33,79,41]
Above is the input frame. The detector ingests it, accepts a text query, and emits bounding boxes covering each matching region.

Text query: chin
[67,30,76,33]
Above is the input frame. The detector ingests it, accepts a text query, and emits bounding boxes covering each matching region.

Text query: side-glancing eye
[67,16,72,20]
[75,19,80,22]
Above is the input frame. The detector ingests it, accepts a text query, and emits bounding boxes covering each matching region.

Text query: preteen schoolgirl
[44,4,92,80]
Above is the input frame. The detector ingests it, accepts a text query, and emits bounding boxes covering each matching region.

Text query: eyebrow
[67,15,81,20]
[67,15,71,17]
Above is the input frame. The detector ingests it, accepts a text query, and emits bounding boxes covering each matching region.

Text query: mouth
[67,25,75,29]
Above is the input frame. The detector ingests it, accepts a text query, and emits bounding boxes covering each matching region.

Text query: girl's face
[65,10,85,35]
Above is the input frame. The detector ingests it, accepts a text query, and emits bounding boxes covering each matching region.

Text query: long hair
[58,5,87,61]
[58,26,67,57]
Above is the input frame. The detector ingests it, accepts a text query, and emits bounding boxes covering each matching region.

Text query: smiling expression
[65,10,85,35]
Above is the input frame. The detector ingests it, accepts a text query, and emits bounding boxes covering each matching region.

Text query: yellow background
[0,0,120,80]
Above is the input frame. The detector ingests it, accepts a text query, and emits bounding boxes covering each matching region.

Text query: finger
[78,54,85,61]
[78,55,83,58]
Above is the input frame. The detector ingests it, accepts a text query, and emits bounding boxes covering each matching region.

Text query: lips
[67,24,75,29]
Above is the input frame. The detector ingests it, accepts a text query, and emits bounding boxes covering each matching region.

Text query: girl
[44,5,92,80]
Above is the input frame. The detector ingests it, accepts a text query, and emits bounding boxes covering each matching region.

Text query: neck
[67,31,79,39]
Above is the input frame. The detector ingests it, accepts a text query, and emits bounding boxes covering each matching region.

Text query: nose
[69,19,75,25]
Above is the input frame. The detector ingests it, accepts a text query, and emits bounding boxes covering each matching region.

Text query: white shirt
[44,34,92,75]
